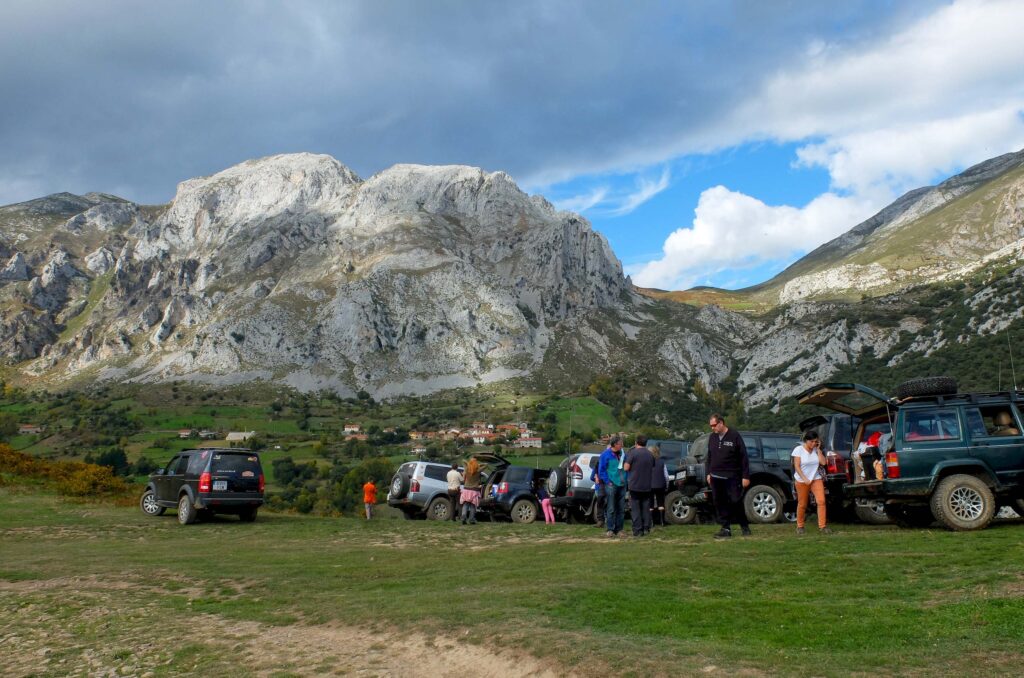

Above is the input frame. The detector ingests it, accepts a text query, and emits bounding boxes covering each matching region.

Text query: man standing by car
[623,434,655,536]
[598,436,627,537]
[705,414,751,539]
[446,463,463,522]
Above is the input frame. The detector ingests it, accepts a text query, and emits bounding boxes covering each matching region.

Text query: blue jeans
[604,483,626,533]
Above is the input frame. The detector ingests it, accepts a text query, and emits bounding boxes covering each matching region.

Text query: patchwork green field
[1,488,1022,677]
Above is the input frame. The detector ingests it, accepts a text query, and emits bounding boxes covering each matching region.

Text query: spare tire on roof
[895,376,958,399]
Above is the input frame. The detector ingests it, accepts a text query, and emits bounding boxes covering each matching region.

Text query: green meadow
[1,487,1022,677]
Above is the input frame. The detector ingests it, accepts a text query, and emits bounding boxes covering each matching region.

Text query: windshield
[210,453,261,475]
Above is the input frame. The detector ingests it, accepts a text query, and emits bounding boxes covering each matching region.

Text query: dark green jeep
[797,378,1024,531]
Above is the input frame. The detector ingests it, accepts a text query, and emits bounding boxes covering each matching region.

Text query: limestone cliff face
[2,150,1023,408]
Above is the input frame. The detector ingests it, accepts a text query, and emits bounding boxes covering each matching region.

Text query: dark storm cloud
[0,0,940,204]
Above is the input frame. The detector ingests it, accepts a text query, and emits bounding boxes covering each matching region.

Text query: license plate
[213,480,228,491]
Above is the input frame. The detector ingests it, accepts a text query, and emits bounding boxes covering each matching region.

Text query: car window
[186,450,211,475]
[965,406,1022,438]
[744,436,762,459]
[762,436,798,462]
[830,416,856,453]
[503,467,530,484]
[166,455,188,475]
[657,441,684,461]
[424,465,449,482]
[210,453,261,475]
[904,408,962,441]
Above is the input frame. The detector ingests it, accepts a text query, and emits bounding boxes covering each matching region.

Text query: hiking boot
[741,527,752,537]
[796,527,805,536]
[605,530,614,538]
[713,528,732,539]
[618,531,628,539]
[820,526,833,535]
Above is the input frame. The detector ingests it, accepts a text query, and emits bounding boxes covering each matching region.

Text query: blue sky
[2,0,1024,290]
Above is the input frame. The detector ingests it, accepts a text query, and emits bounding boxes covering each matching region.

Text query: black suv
[140,448,264,525]
[667,431,801,524]
[799,378,1024,531]
[480,461,552,523]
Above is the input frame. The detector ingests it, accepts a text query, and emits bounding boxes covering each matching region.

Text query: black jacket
[707,428,750,480]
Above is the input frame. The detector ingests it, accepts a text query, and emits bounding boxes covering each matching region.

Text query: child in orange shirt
[362,480,377,520]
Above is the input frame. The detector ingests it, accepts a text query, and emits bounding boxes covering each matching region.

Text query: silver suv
[547,452,602,522]
[387,461,456,520]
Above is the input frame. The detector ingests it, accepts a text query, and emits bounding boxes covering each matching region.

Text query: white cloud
[795,105,1024,196]
[629,187,876,290]
[552,186,609,213]
[604,167,671,216]
[632,0,1024,289]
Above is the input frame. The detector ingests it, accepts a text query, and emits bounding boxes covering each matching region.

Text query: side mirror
[153,469,165,476]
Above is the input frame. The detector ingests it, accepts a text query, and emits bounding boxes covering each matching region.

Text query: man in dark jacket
[704,413,751,539]
[623,434,655,536]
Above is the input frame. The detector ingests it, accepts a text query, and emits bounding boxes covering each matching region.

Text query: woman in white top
[791,430,831,535]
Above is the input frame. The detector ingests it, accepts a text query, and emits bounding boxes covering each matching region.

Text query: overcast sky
[2,0,1023,289]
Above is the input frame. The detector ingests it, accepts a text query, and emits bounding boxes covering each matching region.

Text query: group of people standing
[446,458,484,524]
[592,414,832,539]
[594,434,670,537]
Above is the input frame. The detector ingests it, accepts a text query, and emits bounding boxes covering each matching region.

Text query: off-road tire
[930,474,995,531]
[547,467,567,495]
[427,496,452,521]
[744,485,783,523]
[885,503,934,528]
[510,498,538,524]
[895,376,958,400]
[664,490,697,525]
[177,495,198,525]
[390,474,409,499]
[401,510,416,520]
[238,506,258,522]
[854,500,892,525]
[140,489,165,517]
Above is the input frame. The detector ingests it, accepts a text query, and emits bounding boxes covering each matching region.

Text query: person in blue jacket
[598,435,626,537]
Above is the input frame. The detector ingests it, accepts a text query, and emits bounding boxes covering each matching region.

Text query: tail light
[411,479,420,492]
[885,451,900,479]
[199,472,211,493]
[258,473,265,492]
[826,452,847,475]
[497,482,509,494]
[569,461,582,480]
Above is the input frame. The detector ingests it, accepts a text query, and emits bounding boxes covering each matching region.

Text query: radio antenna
[1008,329,1019,391]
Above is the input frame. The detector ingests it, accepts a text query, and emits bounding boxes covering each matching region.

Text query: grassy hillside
[1,487,1022,676]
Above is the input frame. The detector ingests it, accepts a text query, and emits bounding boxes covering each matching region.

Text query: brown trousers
[795,479,827,529]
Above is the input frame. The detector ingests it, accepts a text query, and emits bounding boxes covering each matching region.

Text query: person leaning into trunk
[792,430,832,535]
[705,413,751,539]
[460,457,483,525]
[623,434,655,536]
[446,462,463,522]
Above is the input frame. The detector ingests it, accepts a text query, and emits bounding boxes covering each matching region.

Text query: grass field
[1,487,1022,677]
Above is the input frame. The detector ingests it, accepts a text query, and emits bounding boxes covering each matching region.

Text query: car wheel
[177,495,197,525]
[390,474,409,499]
[1014,498,1024,517]
[427,496,452,521]
[930,474,995,531]
[140,489,165,517]
[894,376,957,399]
[744,485,783,524]
[547,467,567,495]
[511,499,538,524]
[781,510,798,523]
[664,490,696,525]
[401,510,416,520]
[238,507,258,522]
[854,500,892,525]
[885,503,934,528]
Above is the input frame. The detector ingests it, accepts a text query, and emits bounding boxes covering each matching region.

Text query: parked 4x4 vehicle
[140,448,264,525]
[667,431,801,524]
[799,377,1024,531]
[480,461,551,523]
[388,460,464,520]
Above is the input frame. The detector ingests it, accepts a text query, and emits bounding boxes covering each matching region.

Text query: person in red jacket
[362,480,377,520]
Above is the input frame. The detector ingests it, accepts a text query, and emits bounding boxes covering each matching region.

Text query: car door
[761,435,799,495]
[162,454,191,500]
[964,404,1024,487]
[897,406,967,478]
[155,455,181,501]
